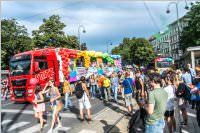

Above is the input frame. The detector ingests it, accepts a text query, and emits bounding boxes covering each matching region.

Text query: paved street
[1,95,105,133]
[1,95,129,133]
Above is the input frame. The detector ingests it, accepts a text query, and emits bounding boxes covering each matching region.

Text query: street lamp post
[166,0,189,59]
[106,42,112,54]
[78,25,86,50]
[166,2,180,37]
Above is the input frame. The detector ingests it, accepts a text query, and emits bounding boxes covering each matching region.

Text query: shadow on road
[103,102,127,115]
[100,120,120,133]
[2,102,29,133]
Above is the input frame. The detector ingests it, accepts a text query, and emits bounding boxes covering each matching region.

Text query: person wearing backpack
[135,70,145,101]
[103,75,111,102]
[75,76,92,123]
[190,82,200,127]
[176,80,189,126]
[122,72,134,116]
[128,106,146,133]
[62,76,73,111]
[140,73,168,133]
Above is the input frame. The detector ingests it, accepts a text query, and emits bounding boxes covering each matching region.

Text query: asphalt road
[1,95,108,133]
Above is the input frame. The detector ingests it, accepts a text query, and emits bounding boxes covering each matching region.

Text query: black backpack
[75,82,84,99]
[176,83,191,101]
[128,109,146,133]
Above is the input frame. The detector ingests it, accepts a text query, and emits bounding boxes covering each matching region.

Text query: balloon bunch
[95,52,103,57]
[101,53,114,64]
[77,51,90,68]
[87,51,96,57]
[58,48,77,78]
[87,51,103,58]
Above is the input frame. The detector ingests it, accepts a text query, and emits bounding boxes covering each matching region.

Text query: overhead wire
[143,1,160,32]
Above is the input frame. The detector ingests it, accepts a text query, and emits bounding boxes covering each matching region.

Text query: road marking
[1,109,33,115]
[19,123,49,133]
[93,108,110,120]
[59,112,77,118]
[182,129,190,133]
[187,112,196,118]
[78,129,97,133]
[1,102,13,106]
[1,120,12,125]
[7,121,30,132]
[2,109,77,118]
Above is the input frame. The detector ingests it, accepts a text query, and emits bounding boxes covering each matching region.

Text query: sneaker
[78,117,84,122]
[40,127,44,132]
[54,123,62,130]
[87,118,92,124]
[57,123,62,128]
[47,128,53,133]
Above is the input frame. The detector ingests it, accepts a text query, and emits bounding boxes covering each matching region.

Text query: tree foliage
[111,37,155,66]
[180,2,200,52]
[32,15,79,49]
[1,19,32,69]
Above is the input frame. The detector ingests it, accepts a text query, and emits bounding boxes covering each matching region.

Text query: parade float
[9,47,122,102]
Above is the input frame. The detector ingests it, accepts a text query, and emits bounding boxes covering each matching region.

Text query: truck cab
[9,48,59,102]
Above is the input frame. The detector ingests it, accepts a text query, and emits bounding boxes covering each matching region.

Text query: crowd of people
[4,63,199,133]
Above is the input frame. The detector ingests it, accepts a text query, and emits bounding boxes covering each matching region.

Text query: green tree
[66,35,79,49]
[180,2,200,52]
[1,19,32,69]
[32,15,78,49]
[130,38,155,65]
[111,46,121,55]
[111,37,155,66]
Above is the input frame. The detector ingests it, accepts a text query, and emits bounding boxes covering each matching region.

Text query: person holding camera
[43,79,63,133]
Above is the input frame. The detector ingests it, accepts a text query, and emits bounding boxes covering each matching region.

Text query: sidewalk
[109,100,200,133]
[70,98,139,133]
[180,107,200,133]
[109,98,139,133]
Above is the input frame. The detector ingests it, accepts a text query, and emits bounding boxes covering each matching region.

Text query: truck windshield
[157,61,172,68]
[10,60,31,76]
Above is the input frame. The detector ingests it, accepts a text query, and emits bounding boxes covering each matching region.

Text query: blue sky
[2,0,195,52]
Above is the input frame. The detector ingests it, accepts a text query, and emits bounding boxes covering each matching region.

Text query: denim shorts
[124,93,132,107]
[145,119,165,133]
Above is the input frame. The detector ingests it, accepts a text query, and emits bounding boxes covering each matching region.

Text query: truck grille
[14,88,26,98]
[12,79,27,86]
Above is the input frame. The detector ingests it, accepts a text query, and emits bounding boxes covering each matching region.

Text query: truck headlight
[28,89,33,93]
